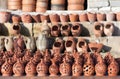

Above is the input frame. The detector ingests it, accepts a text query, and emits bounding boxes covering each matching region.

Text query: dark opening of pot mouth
[66,40,72,47]
[62,25,68,30]
[73,25,79,30]
[13,25,19,30]
[91,47,98,52]
[105,24,111,29]
[54,42,61,47]
[79,41,85,48]
[95,25,101,30]
[52,25,58,31]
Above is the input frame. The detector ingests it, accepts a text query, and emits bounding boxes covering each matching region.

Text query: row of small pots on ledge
[0,49,119,76]
[2,11,120,23]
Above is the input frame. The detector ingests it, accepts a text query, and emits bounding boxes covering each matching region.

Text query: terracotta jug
[61,23,71,36]
[13,58,25,76]
[95,55,107,76]
[49,59,59,76]
[4,37,14,51]
[36,32,48,51]
[25,37,36,53]
[72,57,83,76]
[0,37,5,51]
[69,13,79,22]
[41,20,50,36]
[106,12,116,21]
[83,54,95,76]
[93,22,104,37]
[51,24,61,37]
[1,59,13,76]
[71,23,82,36]
[11,23,21,35]
[25,58,36,76]
[59,58,71,76]
[87,12,97,22]
[65,37,76,53]
[52,37,64,53]
[36,59,48,76]
[108,57,119,76]
[97,12,106,21]
[88,42,103,53]
[104,22,114,36]
[77,38,87,53]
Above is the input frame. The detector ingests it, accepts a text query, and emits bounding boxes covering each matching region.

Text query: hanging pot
[106,12,116,21]
[0,12,11,23]
[69,13,79,22]
[87,12,97,22]
[79,13,88,22]
[97,12,106,21]
[12,15,21,23]
[21,14,32,23]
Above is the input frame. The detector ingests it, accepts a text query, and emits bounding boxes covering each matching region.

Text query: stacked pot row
[0,48,119,76]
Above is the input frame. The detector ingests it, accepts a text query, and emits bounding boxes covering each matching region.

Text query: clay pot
[4,37,14,51]
[69,13,79,22]
[68,4,84,10]
[22,5,35,12]
[79,13,88,22]
[106,12,116,21]
[108,58,119,76]
[51,24,61,37]
[11,23,21,35]
[116,12,120,21]
[40,14,49,22]
[0,12,11,23]
[76,38,87,53]
[59,58,71,76]
[31,14,40,23]
[104,23,114,36]
[61,24,71,36]
[49,14,60,23]
[1,59,13,76]
[72,58,83,76]
[71,23,82,36]
[0,37,5,51]
[22,0,36,5]
[21,14,32,23]
[97,13,106,21]
[12,15,21,23]
[65,37,76,53]
[49,59,59,76]
[13,58,24,76]
[25,58,36,76]
[83,54,95,76]
[88,42,103,53]
[68,0,85,4]
[36,59,48,76]
[25,37,36,53]
[95,55,107,76]
[93,22,104,37]
[87,12,97,22]
[52,38,64,53]
[59,14,69,22]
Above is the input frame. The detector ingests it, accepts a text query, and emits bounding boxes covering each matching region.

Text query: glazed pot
[71,23,82,36]
[21,14,32,23]
[69,13,79,22]
[97,13,106,21]
[106,12,116,21]
[76,38,87,53]
[116,12,120,21]
[104,22,114,36]
[11,23,21,35]
[59,14,69,22]
[87,12,97,22]
[22,5,35,12]
[4,37,14,51]
[68,4,84,10]
[61,23,71,36]
[68,0,85,4]
[0,12,11,23]
[13,58,24,76]
[36,59,48,76]
[0,37,5,51]
[59,58,71,76]
[40,14,49,22]
[12,15,21,23]
[51,24,61,37]
[31,14,40,23]
[49,14,60,23]
[93,22,104,37]
[79,13,88,22]
[88,42,103,53]
[52,38,64,53]
[65,37,76,53]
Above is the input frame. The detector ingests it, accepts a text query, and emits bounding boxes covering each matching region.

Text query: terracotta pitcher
[4,37,14,51]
